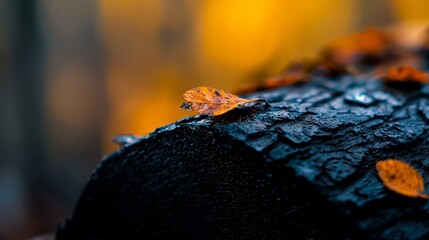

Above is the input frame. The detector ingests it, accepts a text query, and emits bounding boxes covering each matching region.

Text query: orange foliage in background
[384,66,429,83]
[98,0,429,153]
[322,28,392,65]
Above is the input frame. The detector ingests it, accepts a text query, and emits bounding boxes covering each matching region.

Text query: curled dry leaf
[376,159,429,199]
[181,86,267,116]
[384,66,429,83]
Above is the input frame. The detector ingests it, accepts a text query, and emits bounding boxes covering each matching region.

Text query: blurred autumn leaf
[384,66,429,83]
[321,28,393,67]
[376,159,429,199]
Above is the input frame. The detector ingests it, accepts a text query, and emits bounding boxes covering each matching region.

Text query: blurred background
[1,0,429,238]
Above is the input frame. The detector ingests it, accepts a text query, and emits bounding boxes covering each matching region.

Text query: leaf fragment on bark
[181,86,266,116]
[376,159,428,199]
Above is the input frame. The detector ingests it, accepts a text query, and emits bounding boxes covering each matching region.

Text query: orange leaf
[181,86,266,116]
[376,159,428,199]
[384,66,429,83]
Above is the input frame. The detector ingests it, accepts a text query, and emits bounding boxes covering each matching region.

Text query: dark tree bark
[57,52,429,240]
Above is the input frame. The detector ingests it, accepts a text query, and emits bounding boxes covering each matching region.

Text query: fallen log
[57,51,429,239]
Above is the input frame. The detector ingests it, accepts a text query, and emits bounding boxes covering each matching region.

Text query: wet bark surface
[58,53,429,240]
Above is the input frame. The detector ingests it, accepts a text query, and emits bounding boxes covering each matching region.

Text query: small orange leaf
[376,159,428,199]
[384,66,429,83]
[181,86,266,116]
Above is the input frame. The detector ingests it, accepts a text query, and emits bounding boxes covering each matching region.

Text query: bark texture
[57,52,429,240]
